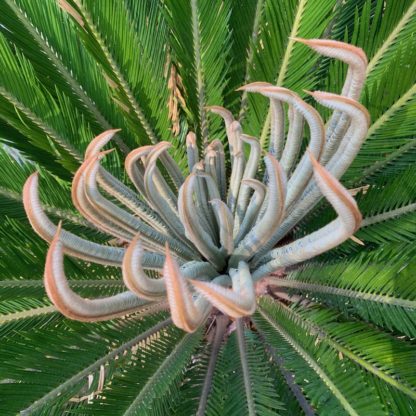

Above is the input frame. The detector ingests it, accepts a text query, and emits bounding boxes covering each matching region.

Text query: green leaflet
[282,242,416,337]
[0,0,415,414]
[205,324,284,416]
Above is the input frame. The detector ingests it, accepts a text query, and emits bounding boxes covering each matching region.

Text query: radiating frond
[0,1,415,414]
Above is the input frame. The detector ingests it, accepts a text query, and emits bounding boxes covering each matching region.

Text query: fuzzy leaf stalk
[24,39,369,332]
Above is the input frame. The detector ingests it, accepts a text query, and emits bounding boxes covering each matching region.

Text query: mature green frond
[257,330,315,416]
[370,374,416,416]
[167,341,211,415]
[0,147,80,219]
[327,0,367,41]
[0,280,126,327]
[163,0,232,146]
[355,168,416,245]
[0,313,171,415]
[0,32,95,170]
[343,1,416,183]
[67,0,172,148]
[254,312,344,414]
[281,242,416,338]
[0,280,125,302]
[0,0,134,156]
[322,0,415,96]
[0,311,63,343]
[0,147,122,283]
[0,298,60,339]
[254,303,386,416]
[360,0,416,82]
[0,121,70,178]
[358,211,416,246]
[256,298,401,415]
[205,323,284,416]
[357,167,416,219]
[67,326,201,416]
[228,0,264,116]
[347,81,416,183]
[0,0,415,413]
[268,299,416,401]
[0,281,135,341]
[0,145,110,237]
[312,1,416,185]
[242,0,336,145]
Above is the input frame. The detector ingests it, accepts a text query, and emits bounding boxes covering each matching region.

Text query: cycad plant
[0,1,415,415]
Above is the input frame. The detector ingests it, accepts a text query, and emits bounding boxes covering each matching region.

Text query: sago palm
[0,0,415,415]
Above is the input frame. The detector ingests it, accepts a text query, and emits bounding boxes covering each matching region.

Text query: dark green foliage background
[0,0,415,414]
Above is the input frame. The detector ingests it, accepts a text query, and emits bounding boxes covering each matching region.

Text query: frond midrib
[257,304,360,416]
[122,329,200,415]
[263,300,416,400]
[0,305,56,324]
[273,278,416,309]
[20,318,172,416]
[366,2,416,75]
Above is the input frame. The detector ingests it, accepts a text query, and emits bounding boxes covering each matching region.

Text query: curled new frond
[24,39,369,332]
